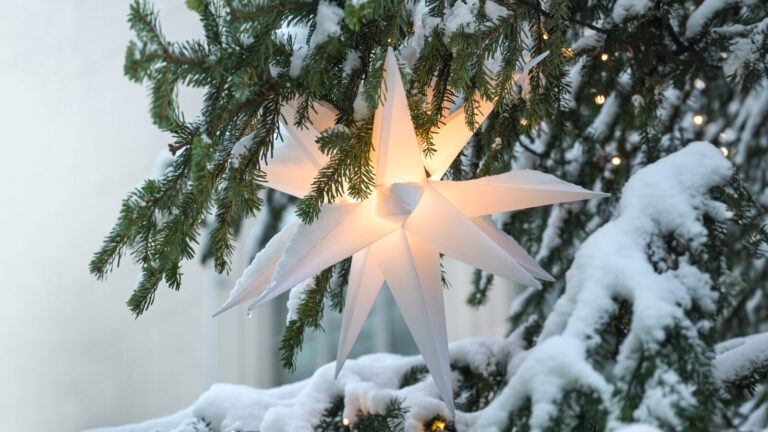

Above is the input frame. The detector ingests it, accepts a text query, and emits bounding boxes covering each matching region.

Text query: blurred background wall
[0,2,520,431]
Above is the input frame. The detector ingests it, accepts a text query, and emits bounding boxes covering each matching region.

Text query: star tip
[540,273,556,283]
[211,301,233,318]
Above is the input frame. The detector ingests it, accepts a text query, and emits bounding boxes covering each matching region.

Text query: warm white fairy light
[432,420,446,431]
[542,32,550,40]
[600,53,609,61]
[519,118,529,126]
[694,78,706,90]
[720,146,729,157]
[693,114,704,125]
[611,156,622,166]
[342,417,350,426]
[595,94,606,105]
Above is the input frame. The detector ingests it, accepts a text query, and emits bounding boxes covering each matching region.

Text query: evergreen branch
[296,123,375,223]
[509,0,609,34]
[279,267,334,371]
[230,1,316,20]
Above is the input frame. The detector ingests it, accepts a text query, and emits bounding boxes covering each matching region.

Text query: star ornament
[216,48,608,413]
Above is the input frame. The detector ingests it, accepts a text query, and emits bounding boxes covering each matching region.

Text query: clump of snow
[534,142,731,427]
[441,0,509,39]
[542,142,731,344]
[342,50,362,76]
[472,336,611,432]
[732,80,768,164]
[443,0,482,35]
[275,25,310,78]
[612,0,652,24]
[632,369,697,427]
[286,278,314,323]
[720,18,768,81]
[685,0,739,38]
[152,150,176,179]
[308,1,344,49]
[588,92,620,141]
[714,332,768,385]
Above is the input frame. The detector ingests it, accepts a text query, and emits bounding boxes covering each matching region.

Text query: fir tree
[92,0,768,430]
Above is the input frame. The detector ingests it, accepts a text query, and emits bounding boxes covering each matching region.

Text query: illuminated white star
[216,48,607,413]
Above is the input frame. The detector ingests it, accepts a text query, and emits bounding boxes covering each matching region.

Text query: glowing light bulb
[595,94,606,105]
[519,118,529,126]
[694,78,706,90]
[600,53,609,61]
[720,146,729,157]
[342,418,350,426]
[561,47,574,57]
[693,114,704,125]
[542,32,550,40]
[611,156,622,166]
[432,420,446,431]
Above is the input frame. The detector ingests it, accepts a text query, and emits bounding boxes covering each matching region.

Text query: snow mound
[86,336,526,432]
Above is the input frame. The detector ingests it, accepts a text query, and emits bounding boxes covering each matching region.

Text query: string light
[600,53,609,61]
[611,156,622,166]
[432,420,446,431]
[562,47,575,57]
[542,32,550,40]
[694,78,706,90]
[693,114,704,125]
[720,146,729,157]
[595,94,606,105]
[342,417,350,427]
[519,118,529,126]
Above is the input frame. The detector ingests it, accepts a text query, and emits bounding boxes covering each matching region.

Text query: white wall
[0,2,520,431]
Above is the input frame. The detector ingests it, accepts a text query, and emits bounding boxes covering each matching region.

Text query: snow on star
[215,47,607,413]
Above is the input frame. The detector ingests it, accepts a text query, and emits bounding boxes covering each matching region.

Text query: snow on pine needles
[89,142,743,432]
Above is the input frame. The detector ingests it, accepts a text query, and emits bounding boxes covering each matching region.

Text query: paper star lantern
[215,48,607,413]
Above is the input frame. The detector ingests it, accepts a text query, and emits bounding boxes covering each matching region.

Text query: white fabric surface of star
[216,47,608,414]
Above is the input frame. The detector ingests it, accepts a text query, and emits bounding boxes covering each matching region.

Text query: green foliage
[315,395,346,432]
[296,122,376,223]
[504,390,607,432]
[344,1,374,32]
[399,363,429,388]
[280,266,334,371]
[454,362,507,413]
[351,398,408,432]
[315,395,407,432]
